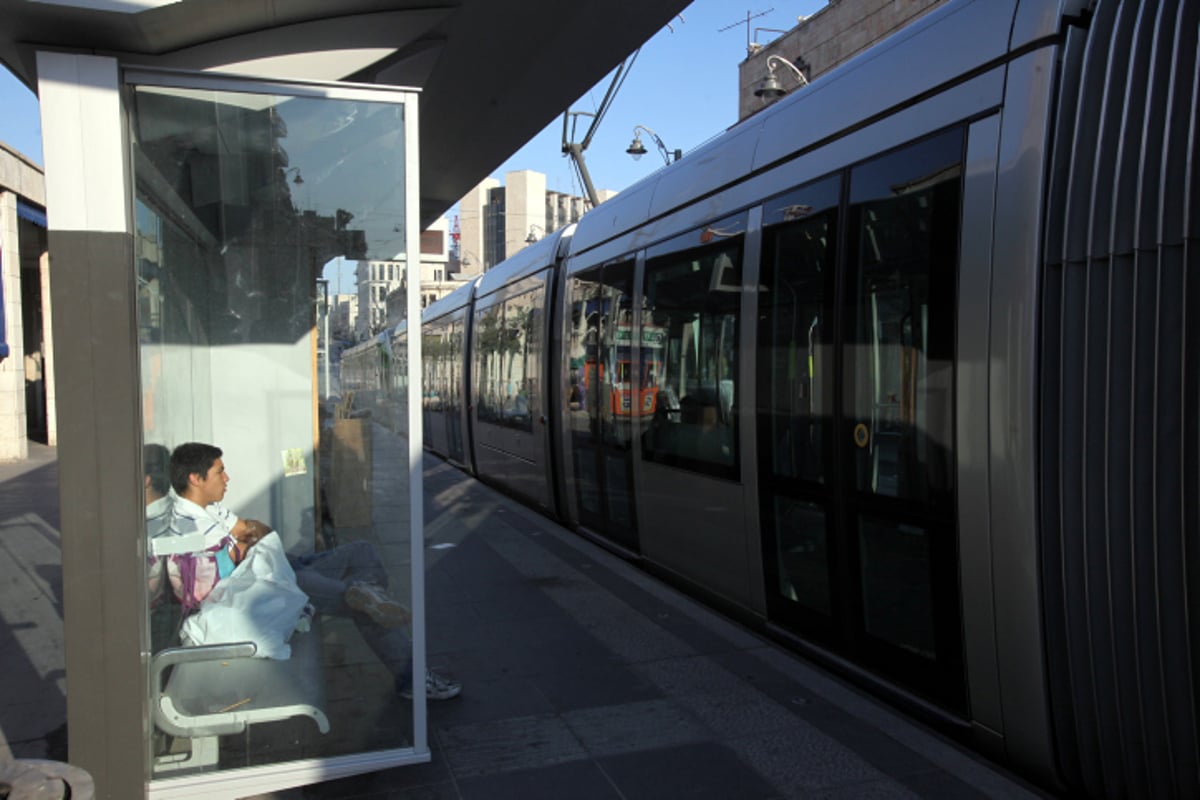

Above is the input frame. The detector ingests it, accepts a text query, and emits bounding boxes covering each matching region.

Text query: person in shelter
[160,442,461,700]
[144,443,172,611]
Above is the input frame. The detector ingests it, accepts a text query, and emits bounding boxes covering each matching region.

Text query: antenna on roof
[718,8,775,55]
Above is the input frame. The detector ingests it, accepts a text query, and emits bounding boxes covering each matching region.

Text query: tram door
[566,262,639,551]
[757,130,966,710]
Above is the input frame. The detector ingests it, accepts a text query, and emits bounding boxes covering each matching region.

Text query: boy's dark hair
[143,443,171,496]
[170,442,222,496]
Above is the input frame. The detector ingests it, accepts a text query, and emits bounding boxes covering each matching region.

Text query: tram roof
[0,0,688,227]
[474,224,573,300]
[422,275,480,323]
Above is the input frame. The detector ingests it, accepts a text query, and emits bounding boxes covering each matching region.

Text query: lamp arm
[634,125,674,166]
[767,54,808,86]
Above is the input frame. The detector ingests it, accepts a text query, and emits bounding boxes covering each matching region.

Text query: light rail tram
[344,0,1200,795]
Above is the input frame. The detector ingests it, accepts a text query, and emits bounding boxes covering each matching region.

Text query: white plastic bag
[180,531,309,660]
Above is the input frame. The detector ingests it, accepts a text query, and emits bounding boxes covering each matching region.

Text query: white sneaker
[345,583,411,628]
[400,669,462,701]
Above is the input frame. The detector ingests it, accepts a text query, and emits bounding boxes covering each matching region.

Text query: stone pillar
[0,190,28,461]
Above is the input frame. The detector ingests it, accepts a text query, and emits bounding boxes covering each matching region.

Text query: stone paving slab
[0,445,64,762]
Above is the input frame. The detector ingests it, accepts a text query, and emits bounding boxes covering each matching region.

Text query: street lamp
[284,166,304,184]
[459,249,482,273]
[315,278,329,398]
[754,54,809,101]
[626,125,681,166]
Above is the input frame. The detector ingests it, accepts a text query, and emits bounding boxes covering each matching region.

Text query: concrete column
[38,51,144,799]
[0,190,28,461]
[39,249,55,446]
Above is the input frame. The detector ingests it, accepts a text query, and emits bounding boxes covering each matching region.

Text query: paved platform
[0,443,1052,799]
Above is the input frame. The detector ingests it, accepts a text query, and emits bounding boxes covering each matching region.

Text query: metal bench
[151,619,328,772]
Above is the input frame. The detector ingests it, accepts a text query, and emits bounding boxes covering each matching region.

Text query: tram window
[641,239,742,479]
[422,329,441,411]
[503,288,542,428]
[475,302,504,424]
[447,321,462,413]
[473,286,543,431]
[846,129,961,508]
[760,176,839,484]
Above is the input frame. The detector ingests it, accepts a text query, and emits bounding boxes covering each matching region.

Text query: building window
[421,229,444,255]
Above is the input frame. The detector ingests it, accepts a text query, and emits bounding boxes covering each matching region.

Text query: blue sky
[486,1,827,198]
[0,1,826,192]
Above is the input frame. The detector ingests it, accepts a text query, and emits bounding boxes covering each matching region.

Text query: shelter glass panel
[131,81,426,782]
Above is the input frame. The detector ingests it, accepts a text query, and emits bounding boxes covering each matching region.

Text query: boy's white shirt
[150,496,240,557]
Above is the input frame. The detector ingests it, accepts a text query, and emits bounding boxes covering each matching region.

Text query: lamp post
[459,249,481,274]
[754,54,809,101]
[626,125,681,166]
[316,278,330,398]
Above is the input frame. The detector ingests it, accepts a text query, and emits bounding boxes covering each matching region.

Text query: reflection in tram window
[446,320,465,461]
[566,264,641,548]
[475,303,503,423]
[641,239,742,479]
[421,318,462,453]
[474,286,543,432]
[566,275,604,518]
[421,329,440,447]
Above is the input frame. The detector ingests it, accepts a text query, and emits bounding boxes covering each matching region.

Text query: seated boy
[156,441,460,700]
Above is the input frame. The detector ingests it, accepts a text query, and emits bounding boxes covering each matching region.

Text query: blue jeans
[290,541,411,686]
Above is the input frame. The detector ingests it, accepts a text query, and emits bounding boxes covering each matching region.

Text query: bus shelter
[41,56,428,798]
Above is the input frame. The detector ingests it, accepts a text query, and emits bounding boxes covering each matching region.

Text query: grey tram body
[342,1,1200,795]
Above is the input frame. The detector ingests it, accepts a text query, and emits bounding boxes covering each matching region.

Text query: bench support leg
[153,735,219,774]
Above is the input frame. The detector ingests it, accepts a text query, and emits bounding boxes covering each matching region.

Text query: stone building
[355,216,469,338]
[458,169,615,273]
[0,141,51,460]
[738,0,950,120]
